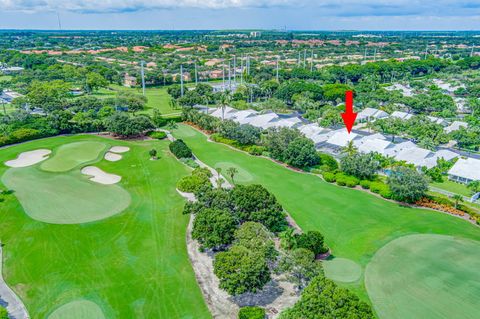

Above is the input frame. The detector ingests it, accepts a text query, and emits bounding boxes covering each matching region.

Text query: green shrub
[335,173,348,186]
[238,306,266,319]
[0,305,7,319]
[177,174,210,193]
[360,180,371,189]
[322,171,336,183]
[379,188,393,199]
[179,158,200,168]
[192,167,212,178]
[369,181,392,198]
[148,131,167,139]
[345,176,360,188]
[246,145,266,156]
[318,153,338,171]
[169,139,192,159]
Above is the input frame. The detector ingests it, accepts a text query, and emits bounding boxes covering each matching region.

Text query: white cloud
[0,0,478,16]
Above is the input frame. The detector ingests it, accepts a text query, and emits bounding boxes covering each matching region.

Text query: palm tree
[451,194,463,209]
[341,140,358,156]
[226,167,238,185]
[219,92,231,121]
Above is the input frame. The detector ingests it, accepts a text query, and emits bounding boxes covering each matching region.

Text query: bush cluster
[147,131,167,139]
[238,306,266,319]
[169,139,192,159]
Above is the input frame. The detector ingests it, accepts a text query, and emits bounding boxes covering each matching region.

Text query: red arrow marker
[341,90,357,134]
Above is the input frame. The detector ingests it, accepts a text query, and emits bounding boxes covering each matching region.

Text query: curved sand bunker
[110,146,130,153]
[104,152,122,162]
[5,149,51,168]
[81,166,121,185]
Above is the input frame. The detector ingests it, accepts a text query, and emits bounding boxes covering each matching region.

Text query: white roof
[448,157,480,181]
[210,106,237,119]
[265,117,303,129]
[357,138,394,155]
[384,141,417,157]
[394,147,433,166]
[311,131,333,144]
[232,109,258,123]
[325,129,360,147]
[298,123,328,138]
[391,111,414,120]
[444,121,468,133]
[247,113,279,129]
[427,116,447,126]
[357,108,389,121]
[422,150,460,169]
[360,133,387,141]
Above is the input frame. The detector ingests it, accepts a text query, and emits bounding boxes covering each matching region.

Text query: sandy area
[110,146,130,153]
[4,149,51,168]
[104,152,122,162]
[81,166,121,185]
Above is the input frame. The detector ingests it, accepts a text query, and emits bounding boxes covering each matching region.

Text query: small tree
[295,231,328,255]
[226,167,238,185]
[451,194,463,209]
[149,149,158,160]
[468,180,480,194]
[0,306,8,319]
[278,248,322,290]
[192,208,236,250]
[387,166,428,203]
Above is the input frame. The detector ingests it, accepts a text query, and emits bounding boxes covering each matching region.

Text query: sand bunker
[5,149,51,168]
[110,146,130,153]
[81,166,121,185]
[104,152,122,162]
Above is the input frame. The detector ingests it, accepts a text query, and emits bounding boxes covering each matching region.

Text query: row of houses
[355,107,469,134]
[203,105,479,184]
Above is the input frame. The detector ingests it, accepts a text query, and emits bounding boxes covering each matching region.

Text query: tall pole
[298,51,301,65]
[233,55,236,83]
[240,55,244,85]
[471,45,475,57]
[222,64,225,92]
[303,49,306,68]
[364,47,367,61]
[140,60,146,96]
[180,64,184,97]
[424,44,428,60]
[276,56,279,82]
[310,50,313,72]
[195,63,198,85]
[373,48,377,62]
[228,61,232,91]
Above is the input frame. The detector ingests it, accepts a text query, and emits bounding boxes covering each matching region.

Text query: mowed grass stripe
[0,135,210,318]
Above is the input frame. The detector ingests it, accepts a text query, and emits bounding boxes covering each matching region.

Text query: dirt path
[0,245,30,319]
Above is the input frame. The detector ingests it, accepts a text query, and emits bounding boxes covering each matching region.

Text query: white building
[444,121,468,134]
[448,157,480,184]
[357,108,389,123]
[391,111,414,121]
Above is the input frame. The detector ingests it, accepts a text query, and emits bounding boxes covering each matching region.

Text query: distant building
[444,121,468,133]
[124,73,137,87]
[357,107,389,123]
[250,31,262,38]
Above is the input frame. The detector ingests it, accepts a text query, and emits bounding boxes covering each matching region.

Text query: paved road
[0,245,29,319]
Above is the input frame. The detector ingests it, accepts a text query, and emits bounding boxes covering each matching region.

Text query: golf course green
[365,234,480,319]
[172,124,480,317]
[0,135,210,318]
[41,141,107,172]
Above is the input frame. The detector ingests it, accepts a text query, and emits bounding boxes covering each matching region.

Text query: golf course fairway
[0,135,210,318]
[171,124,480,316]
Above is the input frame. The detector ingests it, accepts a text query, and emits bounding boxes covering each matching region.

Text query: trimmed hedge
[148,131,167,139]
[169,139,192,159]
[238,306,266,319]
[322,171,336,183]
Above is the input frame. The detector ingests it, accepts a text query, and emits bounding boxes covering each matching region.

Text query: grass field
[48,299,106,319]
[0,135,210,318]
[172,124,480,316]
[90,85,180,117]
[365,234,480,319]
[431,180,472,197]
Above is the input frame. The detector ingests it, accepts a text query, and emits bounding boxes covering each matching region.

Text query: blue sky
[0,1,479,30]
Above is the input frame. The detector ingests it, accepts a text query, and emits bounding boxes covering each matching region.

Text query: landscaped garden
[172,123,480,318]
[0,135,210,318]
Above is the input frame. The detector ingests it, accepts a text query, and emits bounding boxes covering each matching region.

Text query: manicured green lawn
[48,299,106,319]
[40,141,107,172]
[0,135,210,318]
[172,124,480,315]
[431,180,472,197]
[365,234,480,319]
[90,85,180,116]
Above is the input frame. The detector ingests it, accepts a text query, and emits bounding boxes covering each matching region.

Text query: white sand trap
[110,146,130,153]
[81,166,121,185]
[5,149,51,168]
[104,152,122,162]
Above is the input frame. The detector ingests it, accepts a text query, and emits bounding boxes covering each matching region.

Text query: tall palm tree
[226,167,238,185]
[219,92,231,121]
